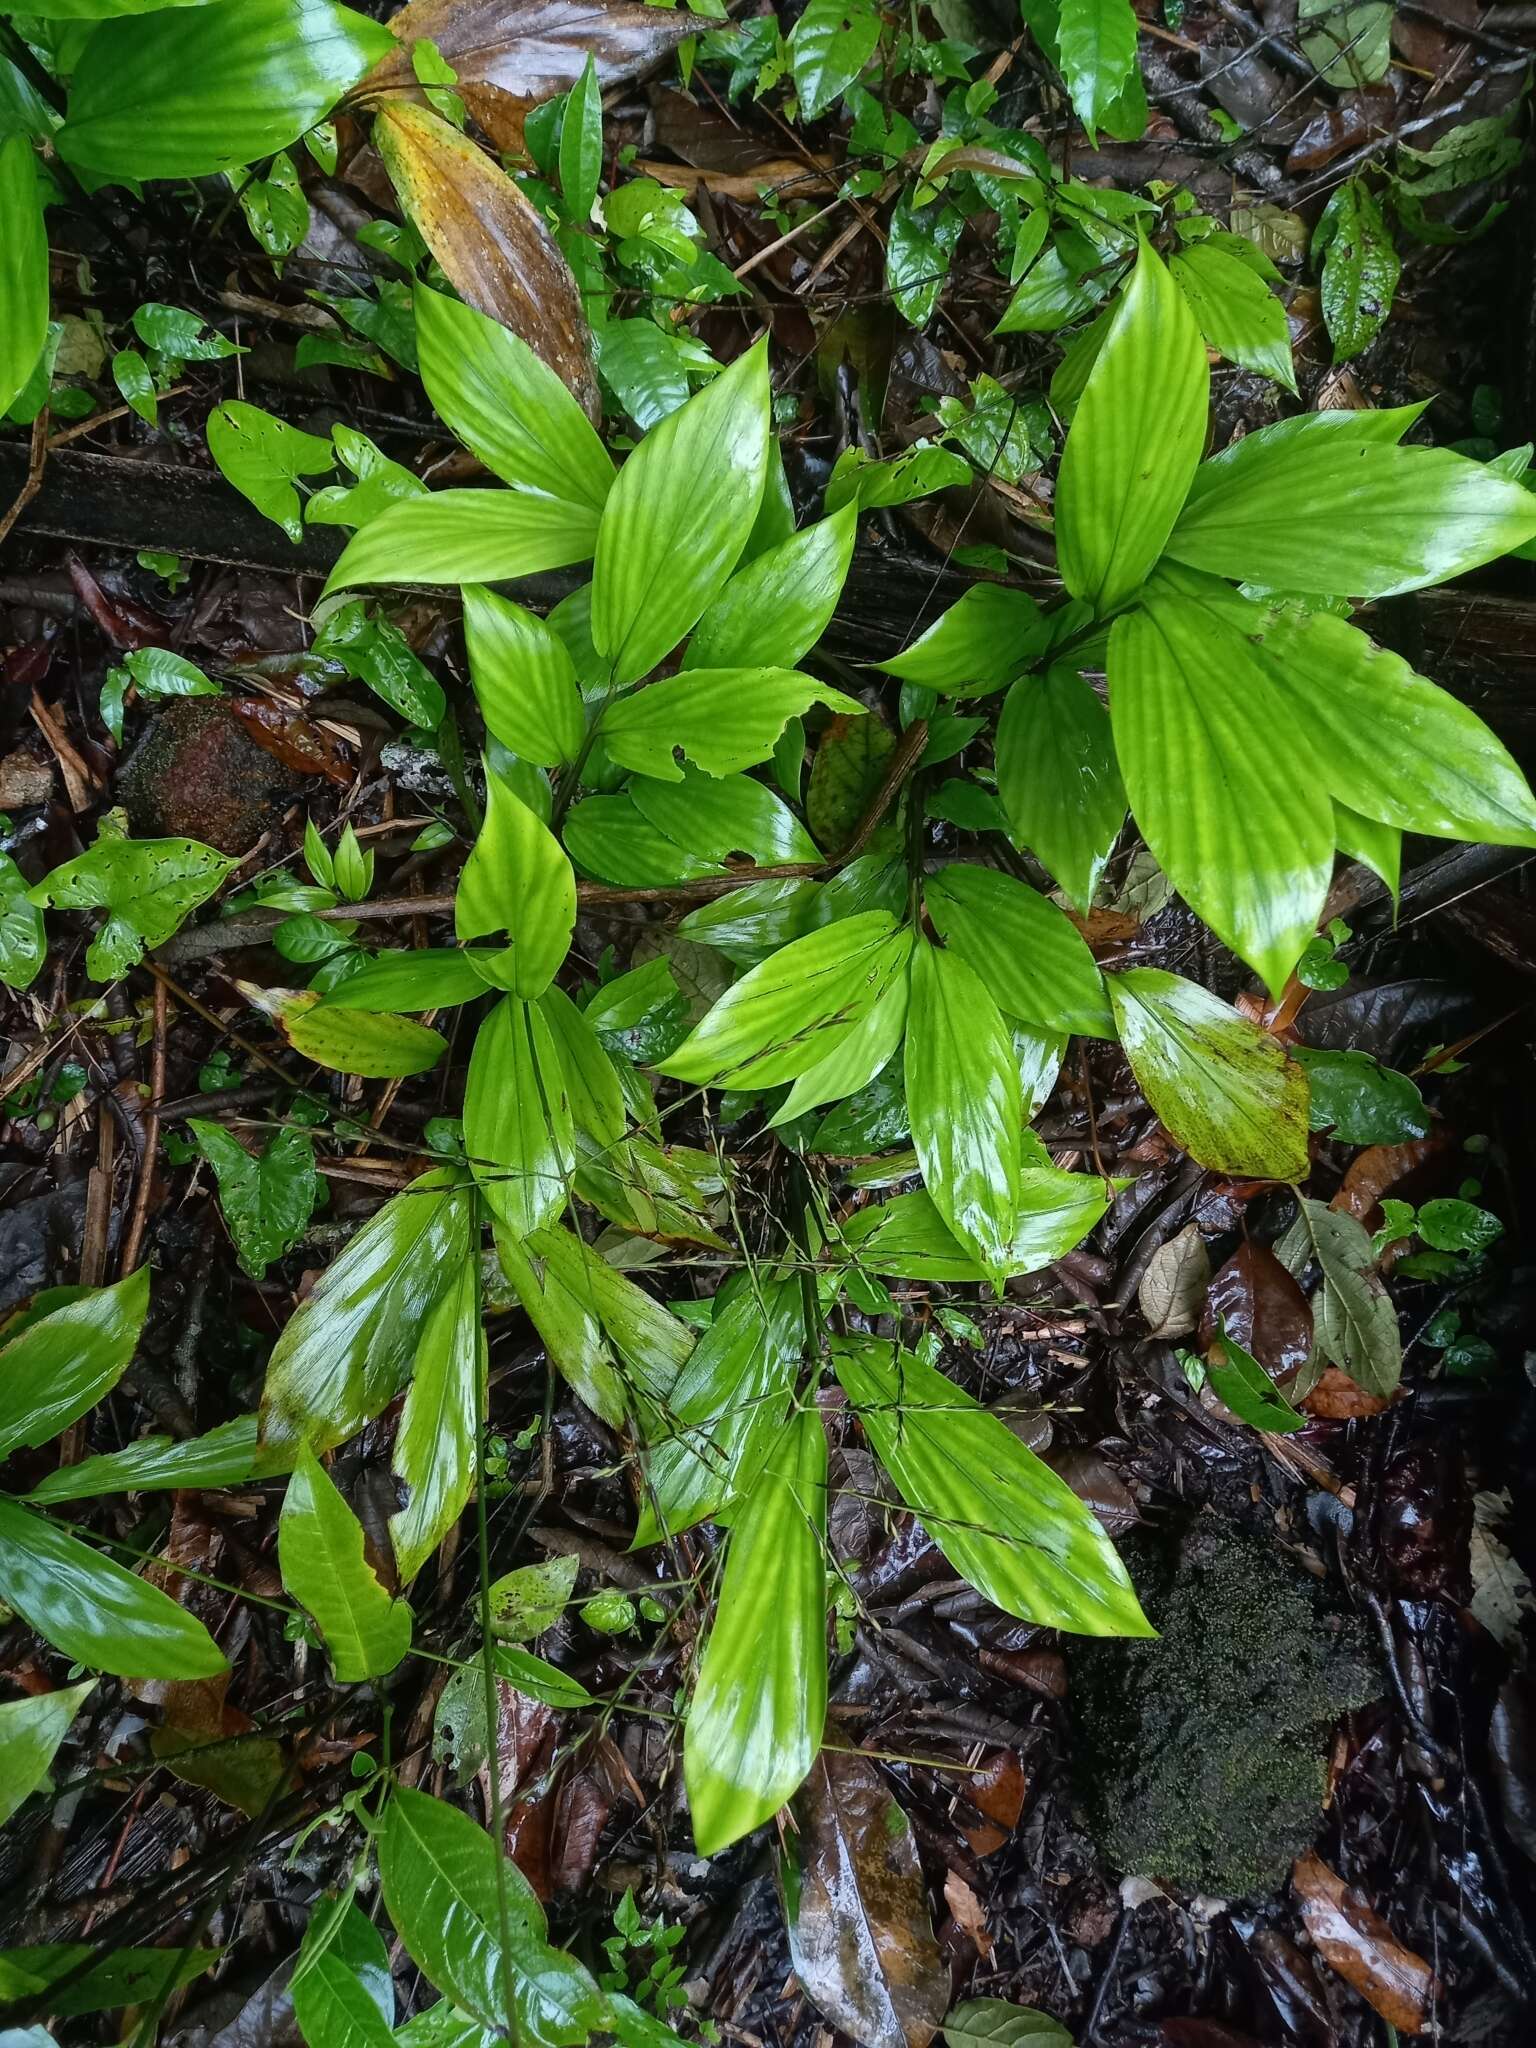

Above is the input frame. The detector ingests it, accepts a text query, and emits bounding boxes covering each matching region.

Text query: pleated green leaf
[1169,237,1296,391]
[1334,802,1401,902]
[592,340,772,684]
[629,767,820,867]
[834,1338,1152,1637]
[601,668,861,781]
[924,864,1113,1037]
[58,0,393,179]
[455,767,575,995]
[0,1265,148,1460]
[684,504,857,671]
[1167,408,1536,598]
[1109,567,1334,995]
[0,134,48,419]
[876,585,1051,695]
[904,938,1021,1285]
[0,1497,227,1679]
[685,1405,828,1853]
[464,995,573,1237]
[25,1416,262,1504]
[1107,968,1310,1179]
[995,664,1125,911]
[768,965,909,1126]
[390,1253,485,1582]
[659,912,910,1090]
[324,490,598,595]
[536,985,627,1149]
[840,1173,1118,1281]
[463,584,586,767]
[279,1445,413,1681]
[0,1680,93,1829]
[1055,238,1209,616]
[414,283,613,512]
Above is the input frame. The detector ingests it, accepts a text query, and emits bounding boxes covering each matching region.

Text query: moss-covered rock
[1072,1515,1376,1898]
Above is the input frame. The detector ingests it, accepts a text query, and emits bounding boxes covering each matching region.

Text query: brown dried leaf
[1302,1364,1392,1419]
[1292,1849,1436,2031]
[1138,1222,1209,1338]
[1199,1241,1313,1377]
[1331,1130,1454,1224]
[229,697,353,785]
[784,1752,949,2048]
[374,99,599,419]
[365,0,702,152]
[961,1746,1027,1855]
[943,1872,993,1960]
[1047,1448,1141,1536]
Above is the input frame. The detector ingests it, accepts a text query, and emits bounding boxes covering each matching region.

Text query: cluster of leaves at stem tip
[2,1,1536,2042]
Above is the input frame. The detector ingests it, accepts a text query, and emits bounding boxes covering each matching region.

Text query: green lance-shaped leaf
[904,938,1021,1286]
[291,1899,395,2048]
[924,864,1112,1037]
[592,339,772,684]
[25,1416,262,1505]
[315,948,498,1014]
[659,911,911,1091]
[279,1445,413,1681]
[560,51,603,223]
[1166,406,1536,599]
[463,584,586,767]
[257,1167,475,1467]
[1334,802,1401,903]
[876,585,1051,695]
[0,133,48,420]
[1055,236,1209,616]
[324,489,599,595]
[1108,565,1335,995]
[456,767,575,995]
[390,1252,486,1583]
[840,1171,1119,1282]
[768,963,909,1127]
[1205,1332,1306,1433]
[1106,968,1310,1180]
[685,1405,828,1854]
[995,664,1126,910]
[684,505,857,672]
[601,667,861,782]
[537,984,626,1149]
[834,1337,1153,1636]
[1056,0,1139,137]
[414,284,614,514]
[0,1680,93,1830]
[282,999,448,1079]
[464,994,574,1237]
[57,0,394,180]
[1169,237,1296,392]
[0,1266,148,1460]
[0,1497,227,1679]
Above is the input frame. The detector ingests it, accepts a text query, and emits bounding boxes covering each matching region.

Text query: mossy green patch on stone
[1071,1515,1376,1898]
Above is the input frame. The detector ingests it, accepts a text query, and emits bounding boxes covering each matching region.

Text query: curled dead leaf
[943,1871,993,1960]
[364,0,702,153]
[1292,1849,1436,2031]
[373,99,599,420]
[1302,1364,1392,1420]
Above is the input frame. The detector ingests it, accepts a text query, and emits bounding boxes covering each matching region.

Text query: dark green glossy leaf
[258,1167,475,1465]
[1314,177,1399,360]
[833,1338,1152,1635]
[1293,1047,1429,1146]
[1106,969,1309,1180]
[188,1122,319,1279]
[58,0,393,179]
[1055,238,1208,615]
[559,52,603,222]
[291,1899,395,2048]
[887,195,963,327]
[790,0,881,117]
[685,1405,828,1853]
[924,865,1112,1037]
[0,852,46,992]
[1057,0,1138,135]
[311,601,445,730]
[0,1265,148,1459]
[316,949,495,1012]
[279,1444,413,1680]
[1206,1332,1306,1432]
[0,1497,227,1678]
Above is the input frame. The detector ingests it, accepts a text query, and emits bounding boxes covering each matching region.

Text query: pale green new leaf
[1107,968,1309,1179]
[684,505,856,671]
[291,1900,395,2048]
[0,1681,93,1829]
[995,665,1125,910]
[877,585,1051,695]
[1057,0,1138,135]
[463,584,586,767]
[279,1444,413,1681]
[601,667,861,781]
[25,1415,262,1504]
[1167,414,1536,598]
[0,133,48,419]
[592,340,772,683]
[0,1497,227,1678]
[206,400,336,544]
[390,1254,485,1582]
[1169,236,1295,391]
[1055,238,1209,615]
[57,0,393,179]
[324,490,598,594]
[1109,568,1334,994]
[456,767,575,994]
[924,865,1112,1036]
[685,1406,828,1853]
[839,1172,1116,1281]
[660,912,911,1090]
[464,995,573,1236]
[0,1266,148,1460]
[904,940,1021,1284]
[257,1167,475,1466]
[834,1339,1152,1636]
[415,285,613,513]
[943,1998,1074,2047]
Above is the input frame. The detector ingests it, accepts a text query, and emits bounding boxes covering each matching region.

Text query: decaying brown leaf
[1199,1241,1313,1377]
[373,99,599,420]
[364,0,703,152]
[1330,1130,1454,1224]
[230,697,354,785]
[1301,1364,1392,1419]
[1138,1222,1210,1338]
[1292,1849,1437,2031]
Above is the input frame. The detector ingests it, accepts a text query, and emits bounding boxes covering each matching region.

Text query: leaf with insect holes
[207,401,335,544]
[187,1122,319,1280]
[29,833,236,982]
